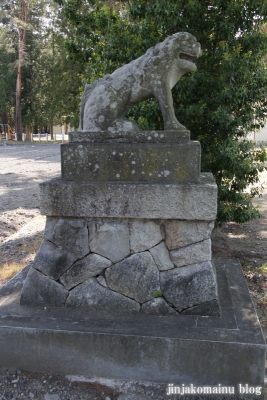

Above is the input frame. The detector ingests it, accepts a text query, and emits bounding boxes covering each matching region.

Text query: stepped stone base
[1,259,265,399]
[20,130,219,316]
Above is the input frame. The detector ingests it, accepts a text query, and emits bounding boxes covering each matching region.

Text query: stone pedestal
[1,259,266,400]
[20,130,219,316]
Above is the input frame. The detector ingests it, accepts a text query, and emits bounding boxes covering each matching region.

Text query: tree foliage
[0,0,83,135]
[55,0,267,224]
[0,25,16,124]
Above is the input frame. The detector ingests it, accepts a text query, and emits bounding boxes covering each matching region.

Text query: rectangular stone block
[0,259,265,399]
[39,173,217,220]
[68,130,190,144]
[61,141,201,184]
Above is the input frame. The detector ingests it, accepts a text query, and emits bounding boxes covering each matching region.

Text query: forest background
[1,0,267,224]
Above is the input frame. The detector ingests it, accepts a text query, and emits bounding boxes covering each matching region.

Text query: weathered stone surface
[141,298,177,316]
[181,299,220,316]
[66,278,140,313]
[105,252,160,303]
[89,220,130,263]
[20,267,68,307]
[69,130,190,144]
[170,239,211,268]
[60,253,112,290]
[160,261,217,311]
[165,220,214,250]
[44,217,89,258]
[32,240,76,281]
[130,220,163,253]
[61,142,200,184]
[40,174,217,220]
[149,241,174,271]
[97,275,107,287]
[79,33,201,132]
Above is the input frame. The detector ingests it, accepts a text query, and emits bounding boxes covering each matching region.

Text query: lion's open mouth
[179,53,195,62]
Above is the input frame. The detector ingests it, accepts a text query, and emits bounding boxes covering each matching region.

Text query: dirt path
[0,143,61,284]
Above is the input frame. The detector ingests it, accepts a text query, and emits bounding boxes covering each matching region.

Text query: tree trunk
[25,124,31,141]
[16,65,22,141]
[15,0,29,141]
[50,123,54,140]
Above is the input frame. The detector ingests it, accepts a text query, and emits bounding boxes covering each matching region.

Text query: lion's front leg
[153,84,186,130]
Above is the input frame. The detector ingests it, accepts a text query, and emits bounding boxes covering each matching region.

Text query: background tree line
[1,0,267,224]
[0,0,82,139]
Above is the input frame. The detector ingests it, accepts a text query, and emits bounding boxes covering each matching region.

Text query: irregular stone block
[105,251,160,303]
[160,261,217,311]
[149,241,174,271]
[40,174,217,220]
[44,217,89,258]
[89,220,130,263]
[32,240,76,281]
[61,141,201,184]
[60,253,112,290]
[130,220,163,253]
[20,267,68,307]
[165,220,214,250]
[170,239,211,268]
[66,278,140,314]
[141,298,177,316]
[181,299,220,316]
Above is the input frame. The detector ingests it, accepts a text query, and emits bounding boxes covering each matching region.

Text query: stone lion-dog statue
[79,32,201,132]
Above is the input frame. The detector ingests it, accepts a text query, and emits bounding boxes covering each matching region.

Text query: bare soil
[0,143,60,285]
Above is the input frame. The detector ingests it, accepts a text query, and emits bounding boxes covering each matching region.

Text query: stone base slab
[68,129,190,144]
[61,141,201,184]
[0,259,265,399]
[40,173,217,220]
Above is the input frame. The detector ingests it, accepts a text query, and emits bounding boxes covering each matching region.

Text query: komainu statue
[79,32,201,132]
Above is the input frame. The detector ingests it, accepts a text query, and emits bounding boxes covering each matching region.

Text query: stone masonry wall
[21,217,219,316]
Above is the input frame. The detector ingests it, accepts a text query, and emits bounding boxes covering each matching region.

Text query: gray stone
[170,239,211,268]
[66,278,140,314]
[2,260,264,398]
[44,217,89,258]
[165,220,214,250]
[60,253,112,290]
[79,33,201,132]
[141,298,177,316]
[61,141,200,184]
[69,130,190,144]
[32,240,76,280]
[149,241,174,271]
[105,252,160,303]
[44,394,60,400]
[181,299,220,316]
[160,261,217,311]
[89,220,130,263]
[130,221,163,253]
[20,267,68,307]
[97,275,107,287]
[40,174,217,220]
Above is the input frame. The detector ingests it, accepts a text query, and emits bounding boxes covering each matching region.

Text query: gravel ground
[0,142,266,400]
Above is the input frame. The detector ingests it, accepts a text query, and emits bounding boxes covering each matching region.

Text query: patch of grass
[0,261,27,285]
[259,263,267,274]
[153,291,163,298]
